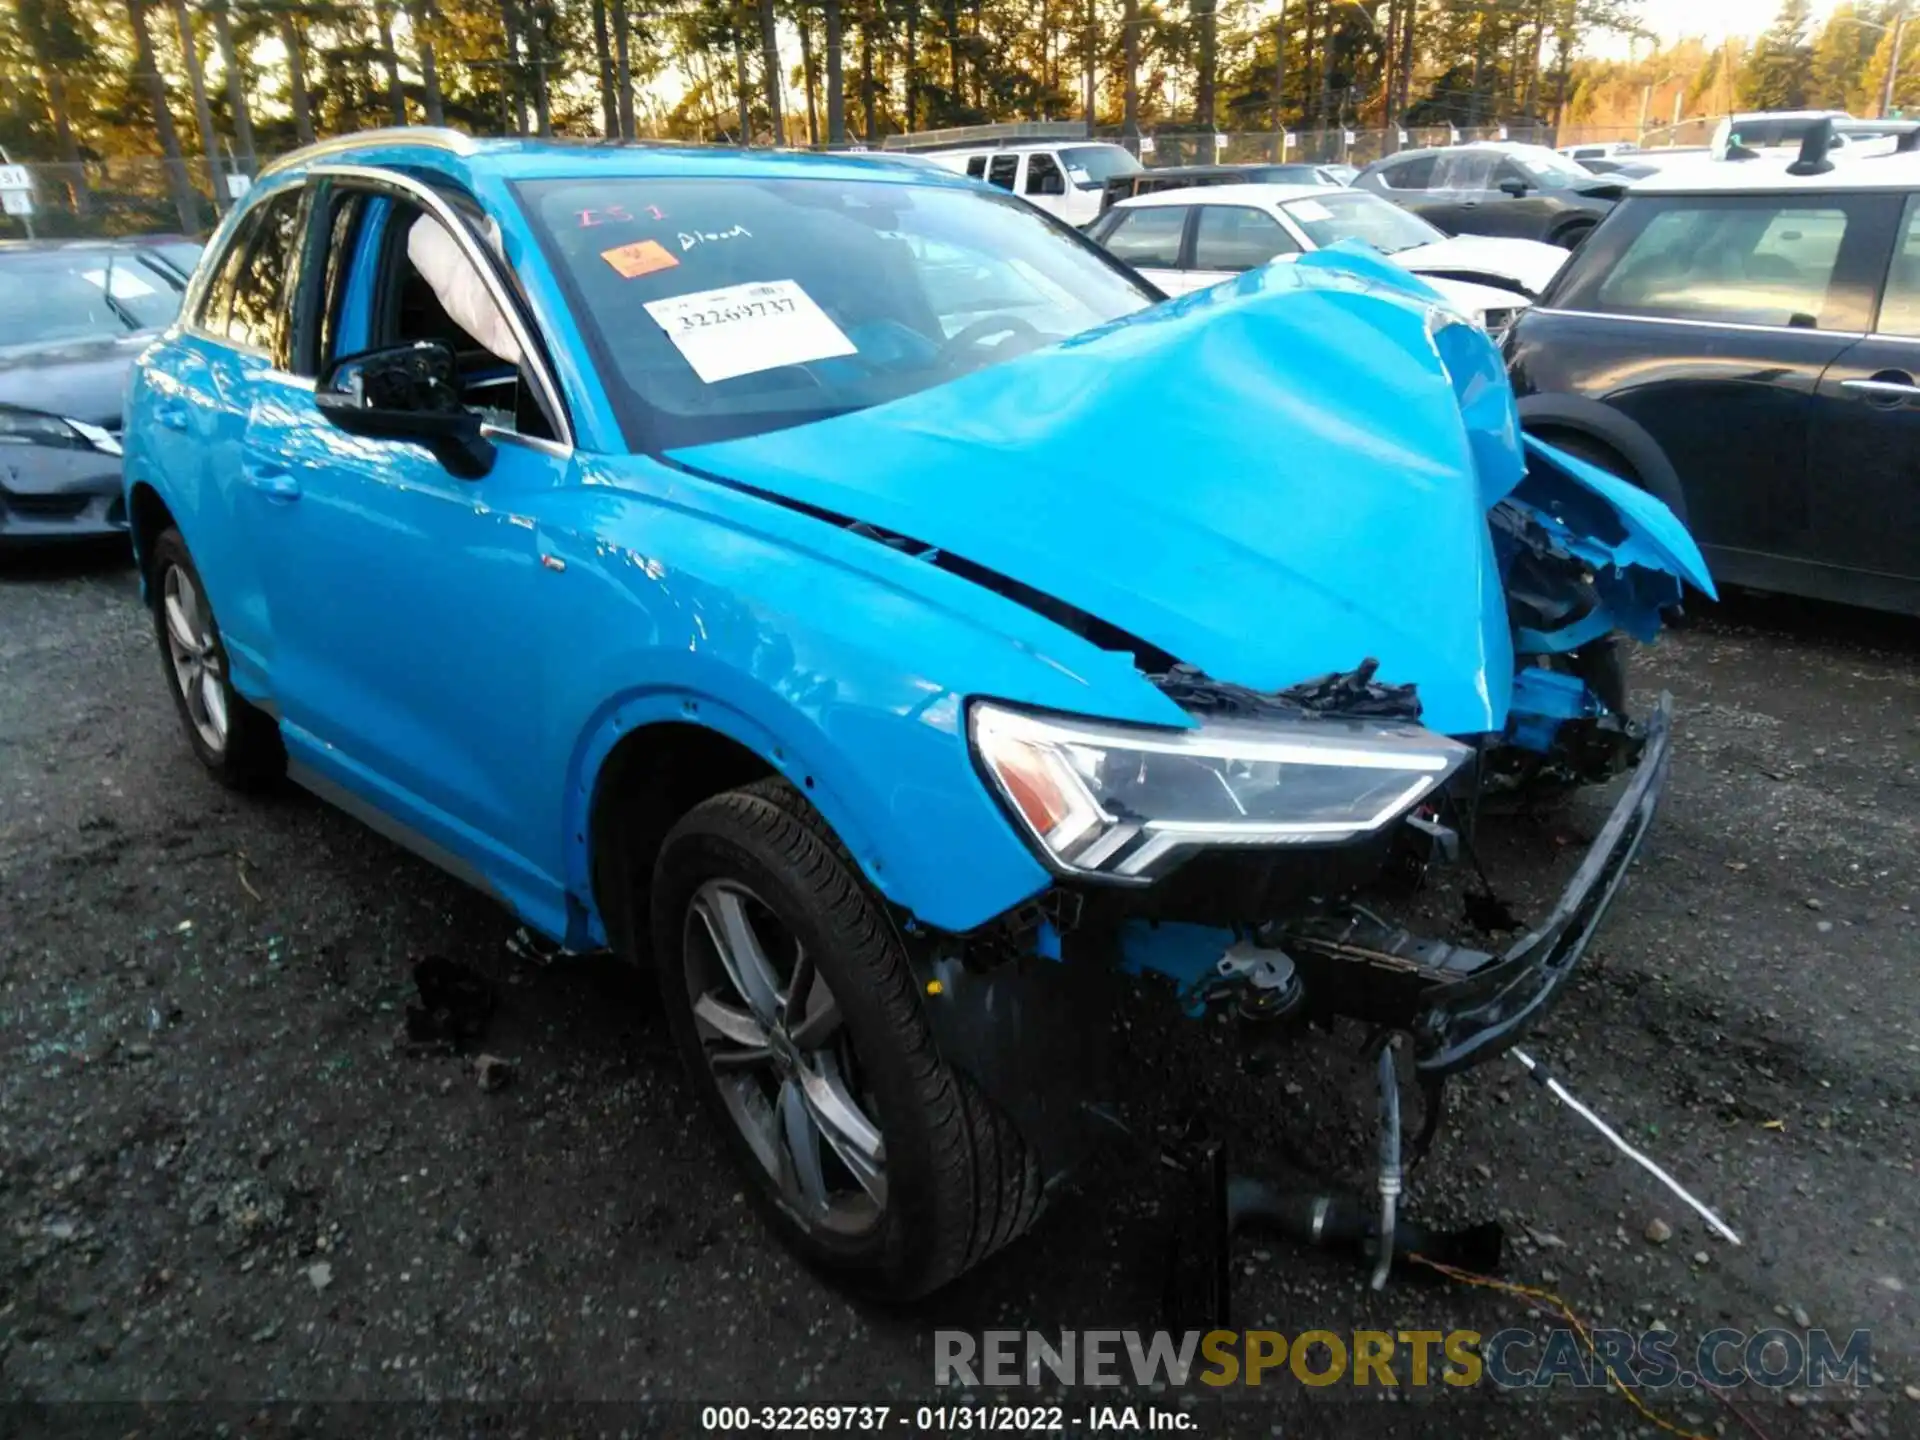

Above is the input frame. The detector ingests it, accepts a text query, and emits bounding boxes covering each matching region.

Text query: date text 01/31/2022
[700,1405,1196,1432]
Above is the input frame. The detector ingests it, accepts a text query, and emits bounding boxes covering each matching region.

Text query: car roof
[1726,109,1851,123]
[259,127,986,191]
[1368,140,1558,165]
[1114,182,1342,208]
[925,139,1124,154]
[1630,149,1920,194]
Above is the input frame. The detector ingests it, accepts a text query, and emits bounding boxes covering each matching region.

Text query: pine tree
[1738,0,1816,110]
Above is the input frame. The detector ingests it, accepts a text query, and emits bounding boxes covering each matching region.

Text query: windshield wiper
[95,255,143,331]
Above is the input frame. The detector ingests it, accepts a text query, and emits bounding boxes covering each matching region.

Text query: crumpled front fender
[1504,436,1715,656]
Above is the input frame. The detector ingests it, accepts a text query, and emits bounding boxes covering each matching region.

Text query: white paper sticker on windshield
[1288,199,1334,223]
[643,279,855,384]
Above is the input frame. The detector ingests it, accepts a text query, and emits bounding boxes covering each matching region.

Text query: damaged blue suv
[124,130,1712,1301]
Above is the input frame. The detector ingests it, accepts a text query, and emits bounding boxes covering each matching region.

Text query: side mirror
[1499,177,1531,198]
[315,340,495,480]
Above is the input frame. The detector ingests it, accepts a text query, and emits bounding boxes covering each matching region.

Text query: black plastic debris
[1152,658,1422,723]
[1462,890,1523,936]
[400,955,494,1056]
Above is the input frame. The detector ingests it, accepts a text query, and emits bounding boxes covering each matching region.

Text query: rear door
[144,184,307,696]
[1520,189,1897,589]
[1185,203,1302,290]
[1807,191,1920,601]
[1422,150,1498,236]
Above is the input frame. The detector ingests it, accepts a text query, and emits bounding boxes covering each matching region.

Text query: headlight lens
[970,701,1471,882]
[0,406,120,454]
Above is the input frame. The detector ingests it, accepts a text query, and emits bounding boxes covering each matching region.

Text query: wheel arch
[127,480,177,597]
[565,680,1050,956]
[1517,392,1689,523]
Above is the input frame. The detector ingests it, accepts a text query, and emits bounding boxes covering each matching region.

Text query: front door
[246,179,573,894]
[1807,193,1920,603]
[1527,187,1899,589]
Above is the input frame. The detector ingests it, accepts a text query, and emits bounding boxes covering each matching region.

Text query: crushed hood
[0,332,149,429]
[673,255,1526,735]
[1394,235,1568,298]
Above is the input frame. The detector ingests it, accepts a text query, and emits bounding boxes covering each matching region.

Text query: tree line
[3,0,1652,169]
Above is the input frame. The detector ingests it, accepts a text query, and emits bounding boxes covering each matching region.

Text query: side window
[369,201,553,441]
[1587,198,1860,330]
[224,190,302,355]
[1025,152,1066,197]
[1103,206,1188,267]
[1434,151,1495,191]
[1378,155,1437,191]
[1193,206,1299,271]
[965,155,987,179]
[1876,195,1920,337]
[985,154,1019,191]
[196,205,268,339]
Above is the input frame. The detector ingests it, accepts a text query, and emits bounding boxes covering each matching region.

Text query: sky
[1597,0,1841,56]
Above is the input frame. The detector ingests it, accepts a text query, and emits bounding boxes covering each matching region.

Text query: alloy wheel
[682,878,887,1235]
[161,564,228,754]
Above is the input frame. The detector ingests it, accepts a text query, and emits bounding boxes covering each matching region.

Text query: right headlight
[970,700,1471,883]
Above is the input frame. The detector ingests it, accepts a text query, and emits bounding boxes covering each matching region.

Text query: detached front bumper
[1278,692,1673,1075]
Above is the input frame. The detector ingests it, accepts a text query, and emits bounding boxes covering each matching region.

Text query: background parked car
[0,239,192,547]
[1088,183,1565,334]
[1097,161,1355,215]
[920,139,1142,227]
[1505,144,1920,616]
[1355,141,1621,248]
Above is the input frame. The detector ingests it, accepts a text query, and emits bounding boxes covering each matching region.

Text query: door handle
[241,462,301,502]
[1841,375,1920,404]
[155,399,189,431]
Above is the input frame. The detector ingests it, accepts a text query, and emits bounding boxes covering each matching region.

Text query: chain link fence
[1,123,1569,240]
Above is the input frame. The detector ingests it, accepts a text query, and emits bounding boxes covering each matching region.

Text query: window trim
[308,163,573,449]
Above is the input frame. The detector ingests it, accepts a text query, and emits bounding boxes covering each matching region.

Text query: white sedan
[1085,183,1569,334]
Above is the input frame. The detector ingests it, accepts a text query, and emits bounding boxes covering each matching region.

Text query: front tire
[648,777,1041,1300]
[148,528,285,788]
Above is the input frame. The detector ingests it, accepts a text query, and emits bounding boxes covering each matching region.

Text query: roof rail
[258,127,479,179]
[880,120,1091,153]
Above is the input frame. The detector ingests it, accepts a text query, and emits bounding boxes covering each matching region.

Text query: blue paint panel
[679,259,1520,736]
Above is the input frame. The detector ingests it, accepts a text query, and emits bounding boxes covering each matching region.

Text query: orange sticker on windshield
[601,239,679,278]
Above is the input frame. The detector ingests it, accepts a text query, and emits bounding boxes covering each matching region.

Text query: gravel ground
[2,542,1916,1439]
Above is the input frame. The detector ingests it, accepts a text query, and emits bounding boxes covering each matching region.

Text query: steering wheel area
[934,314,1047,373]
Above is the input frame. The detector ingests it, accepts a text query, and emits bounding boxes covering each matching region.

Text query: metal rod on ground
[1509,1047,1742,1247]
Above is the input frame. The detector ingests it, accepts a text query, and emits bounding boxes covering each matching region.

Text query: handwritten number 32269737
[675,297,798,331]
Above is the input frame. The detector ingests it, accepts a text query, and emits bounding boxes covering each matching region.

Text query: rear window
[1552,193,1888,331]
